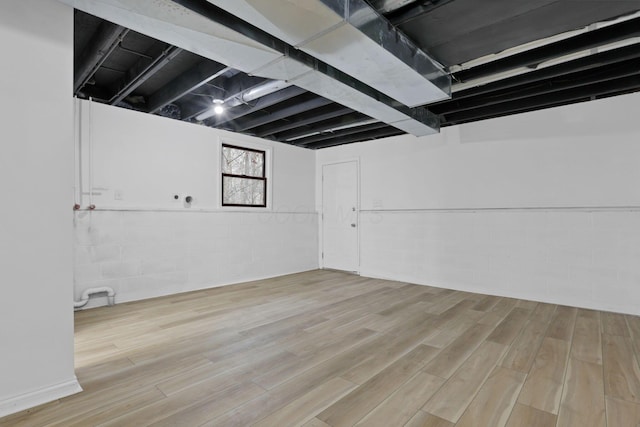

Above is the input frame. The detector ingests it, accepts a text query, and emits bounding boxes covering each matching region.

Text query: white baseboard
[0,377,82,418]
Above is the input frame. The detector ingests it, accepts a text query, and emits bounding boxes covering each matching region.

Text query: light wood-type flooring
[4,270,640,426]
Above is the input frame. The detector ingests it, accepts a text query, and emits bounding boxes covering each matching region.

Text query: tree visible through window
[221,144,267,207]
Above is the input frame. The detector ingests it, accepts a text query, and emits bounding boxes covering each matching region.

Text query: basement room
[2,0,640,426]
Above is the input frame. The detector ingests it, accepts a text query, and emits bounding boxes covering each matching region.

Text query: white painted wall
[0,0,80,417]
[74,101,317,307]
[317,92,640,315]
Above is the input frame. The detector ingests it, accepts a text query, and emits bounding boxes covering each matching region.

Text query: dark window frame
[221,143,267,208]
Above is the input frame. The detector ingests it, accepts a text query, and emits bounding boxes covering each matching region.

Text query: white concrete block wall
[317,91,640,316]
[73,101,318,307]
[360,210,640,315]
[74,211,317,306]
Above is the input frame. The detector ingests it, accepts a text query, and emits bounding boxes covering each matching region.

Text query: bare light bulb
[213,98,224,115]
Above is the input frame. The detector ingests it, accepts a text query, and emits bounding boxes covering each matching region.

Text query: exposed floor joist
[71,3,640,148]
[146,60,229,114]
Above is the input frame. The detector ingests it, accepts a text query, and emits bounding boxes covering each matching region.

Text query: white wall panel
[0,0,80,417]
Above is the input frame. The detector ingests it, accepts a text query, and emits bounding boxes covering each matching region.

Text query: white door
[322,161,359,272]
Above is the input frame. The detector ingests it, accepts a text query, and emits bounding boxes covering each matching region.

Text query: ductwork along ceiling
[67,0,640,149]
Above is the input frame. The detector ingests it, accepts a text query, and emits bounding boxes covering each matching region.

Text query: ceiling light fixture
[213,98,224,115]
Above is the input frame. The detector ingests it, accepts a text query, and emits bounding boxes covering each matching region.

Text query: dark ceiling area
[74,0,640,149]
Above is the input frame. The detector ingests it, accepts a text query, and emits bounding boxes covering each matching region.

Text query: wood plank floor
[4,269,640,426]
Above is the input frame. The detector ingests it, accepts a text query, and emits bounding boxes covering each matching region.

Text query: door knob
[351,223,357,227]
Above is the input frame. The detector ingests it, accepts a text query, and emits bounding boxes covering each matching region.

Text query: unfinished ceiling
[71,0,640,149]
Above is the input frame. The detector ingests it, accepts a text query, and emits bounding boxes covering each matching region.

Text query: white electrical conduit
[73,100,115,311]
[88,97,94,210]
[73,97,79,207]
[74,287,116,309]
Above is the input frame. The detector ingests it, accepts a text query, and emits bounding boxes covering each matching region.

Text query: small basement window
[221,144,267,207]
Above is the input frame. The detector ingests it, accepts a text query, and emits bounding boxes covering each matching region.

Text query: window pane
[222,146,246,175]
[222,176,265,206]
[247,151,264,177]
[222,145,264,177]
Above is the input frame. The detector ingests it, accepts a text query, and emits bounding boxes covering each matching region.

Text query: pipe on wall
[73,97,81,208]
[88,97,94,211]
[74,286,116,310]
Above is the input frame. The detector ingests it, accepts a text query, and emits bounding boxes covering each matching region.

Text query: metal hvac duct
[61,0,442,136]
[209,0,451,108]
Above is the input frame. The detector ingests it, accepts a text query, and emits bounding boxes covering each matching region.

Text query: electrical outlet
[114,190,123,200]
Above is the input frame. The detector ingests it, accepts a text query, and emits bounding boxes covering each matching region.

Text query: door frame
[321,159,360,274]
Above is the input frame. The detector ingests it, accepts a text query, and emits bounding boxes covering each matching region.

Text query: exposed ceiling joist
[206,86,307,127]
[229,95,335,132]
[108,45,183,105]
[256,107,357,139]
[435,57,640,116]
[305,126,403,149]
[71,2,640,149]
[443,73,640,125]
[366,0,418,14]
[66,0,445,136]
[179,74,266,120]
[453,16,640,83]
[178,93,224,121]
[296,122,390,146]
[385,0,455,26]
[273,110,371,141]
[146,60,230,113]
[446,42,640,103]
[74,21,128,94]
[197,79,294,121]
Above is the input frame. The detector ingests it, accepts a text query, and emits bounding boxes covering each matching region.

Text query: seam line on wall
[360,206,640,213]
[75,207,317,214]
